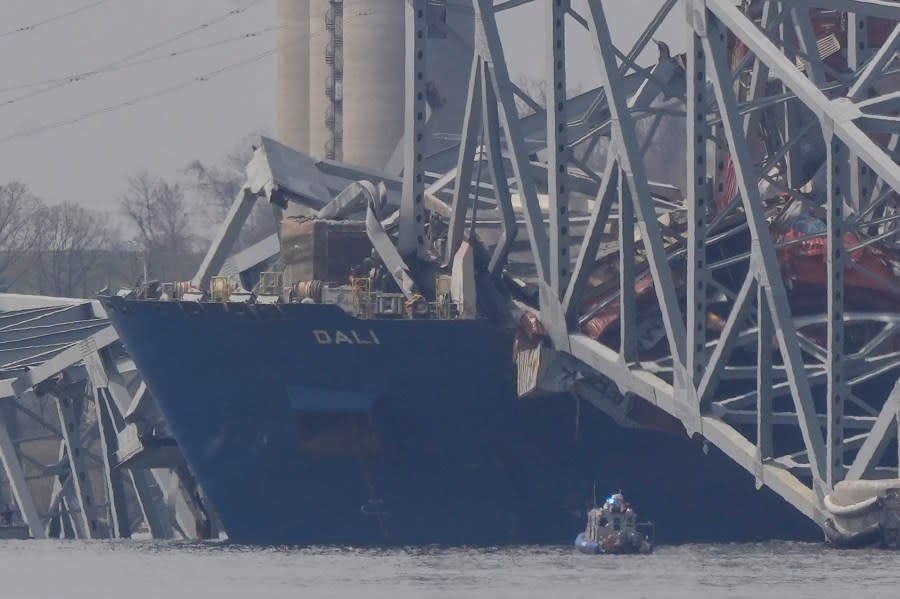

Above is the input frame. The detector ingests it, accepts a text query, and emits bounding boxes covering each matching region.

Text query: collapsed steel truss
[172,0,900,540]
[399,0,900,530]
[0,296,208,539]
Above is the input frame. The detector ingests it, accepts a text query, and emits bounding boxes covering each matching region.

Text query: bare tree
[184,134,253,217]
[33,202,117,297]
[120,172,194,279]
[0,182,43,290]
[183,135,275,250]
[183,158,243,222]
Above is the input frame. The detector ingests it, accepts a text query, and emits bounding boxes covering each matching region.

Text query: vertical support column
[826,130,846,489]
[779,12,801,189]
[0,409,45,539]
[848,12,869,73]
[686,9,708,389]
[324,0,343,161]
[94,389,130,538]
[757,283,773,462]
[399,0,428,259]
[547,0,570,297]
[848,13,869,216]
[619,166,636,363]
[56,394,101,538]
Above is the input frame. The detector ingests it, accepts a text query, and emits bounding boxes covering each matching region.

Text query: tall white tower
[341,0,406,170]
[276,0,310,153]
[277,0,475,173]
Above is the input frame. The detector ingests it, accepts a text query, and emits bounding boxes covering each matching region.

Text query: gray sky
[0,0,684,218]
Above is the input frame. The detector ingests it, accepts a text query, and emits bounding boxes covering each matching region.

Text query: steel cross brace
[585,0,688,390]
[701,5,829,496]
[845,379,900,480]
[445,54,518,275]
[0,408,45,538]
[83,348,131,538]
[54,391,104,538]
[707,0,900,194]
[467,0,550,282]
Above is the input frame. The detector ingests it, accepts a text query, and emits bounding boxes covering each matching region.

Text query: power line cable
[0,0,112,40]
[0,24,284,95]
[1,5,402,100]
[1,0,265,108]
[0,43,286,145]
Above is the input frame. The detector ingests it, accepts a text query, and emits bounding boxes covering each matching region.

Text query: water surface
[0,541,896,598]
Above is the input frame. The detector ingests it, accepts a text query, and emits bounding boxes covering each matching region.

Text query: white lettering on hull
[313,330,381,345]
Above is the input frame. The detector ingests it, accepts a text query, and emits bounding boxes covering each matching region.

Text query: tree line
[0,138,273,298]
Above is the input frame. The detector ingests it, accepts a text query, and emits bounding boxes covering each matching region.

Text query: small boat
[575,492,653,555]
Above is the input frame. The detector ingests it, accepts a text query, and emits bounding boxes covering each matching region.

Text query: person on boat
[610,493,625,513]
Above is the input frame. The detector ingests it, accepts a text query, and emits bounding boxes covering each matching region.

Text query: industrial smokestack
[276,0,310,153]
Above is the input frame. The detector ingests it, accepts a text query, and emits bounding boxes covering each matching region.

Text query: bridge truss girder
[422,0,900,530]
[0,296,208,540]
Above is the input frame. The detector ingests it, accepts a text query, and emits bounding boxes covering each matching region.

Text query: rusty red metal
[776,228,900,310]
[513,311,547,357]
[580,273,656,341]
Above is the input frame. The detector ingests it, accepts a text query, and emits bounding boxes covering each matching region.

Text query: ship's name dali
[312,330,381,345]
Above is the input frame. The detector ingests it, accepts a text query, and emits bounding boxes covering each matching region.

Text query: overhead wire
[0,24,285,95]
[0,41,289,145]
[0,0,112,40]
[1,0,266,107]
[0,3,408,145]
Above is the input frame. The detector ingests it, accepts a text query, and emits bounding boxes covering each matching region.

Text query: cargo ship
[102,3,900,546]
[101,137,897,546]
[102,288,819,545]
[99,133,841,546]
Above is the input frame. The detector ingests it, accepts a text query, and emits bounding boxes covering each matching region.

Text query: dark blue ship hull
[103,298,818,545]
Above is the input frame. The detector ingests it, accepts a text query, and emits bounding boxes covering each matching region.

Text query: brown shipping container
[280,219,373,285]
